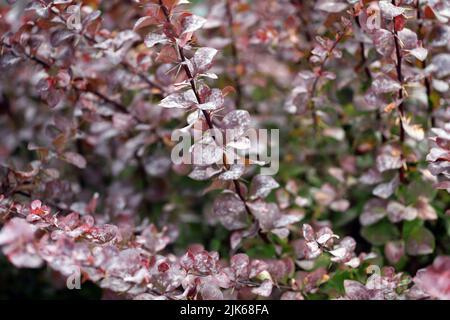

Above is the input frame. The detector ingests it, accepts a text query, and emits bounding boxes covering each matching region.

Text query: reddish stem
[158,2,275,251]
[225,0,243,107]
[392,0,406,183]
[416,0,435,127]
[308,21,351,132]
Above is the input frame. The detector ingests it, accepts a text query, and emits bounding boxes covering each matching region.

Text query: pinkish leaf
[249,175,280,200]
[61,152,87,169]
[213,192,248,231]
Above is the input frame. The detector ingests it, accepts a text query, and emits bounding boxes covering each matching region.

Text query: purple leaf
[372,75,402,94]
[61,152,87,169]
[251,279,273,297]
[249,175,280,200]
[144,33,168,48]
[373,176,399,199]
[193,47,218,74]
[159,90,197,109]
[315,0,348,13]
[181,14,207,34]
[379,1,406,20]
[213,192,248,230]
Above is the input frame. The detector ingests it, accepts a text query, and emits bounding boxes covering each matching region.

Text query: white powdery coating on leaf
[302,224,315,242]
[387,201,417,223]
[159,90,197,109]
[189,166,222,181]
[372,75,402,94]
[315,0,348,13]
[199,88,223,111]
[193,47,218,73]
[182,14,207,34]
[249,175,280,200]
[223,110,251,137]
[0,218,37,245]
[376,154,403,172]
[231,253,250,279]
[408,47,428,61]
[246,200,281,232]
[372,29,395,57]
[373,176,399,199]
[191,139,223,166]
[213,192,248,231]
[431,53,450,78]
[251,279,273,297]
[343,280,370,300]
[0,218,43,268]
[379,1,405,19]
[144,33,168,48]
[219,164,245,181]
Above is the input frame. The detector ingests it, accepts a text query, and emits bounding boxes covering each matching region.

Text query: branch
[354,15,372,81]
[225,0,243,107]
[354,11,387,143]
[308,21,351,132]
[1,42,135,117]
[158,2,277,253]
[290,0,313,43]
[392,0,407,184]
[48,7,165,95]
[416,0,434,127]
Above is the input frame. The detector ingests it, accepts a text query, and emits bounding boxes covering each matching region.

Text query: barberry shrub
[0,0,449,300]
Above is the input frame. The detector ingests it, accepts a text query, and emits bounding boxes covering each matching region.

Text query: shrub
[0,0,449,300]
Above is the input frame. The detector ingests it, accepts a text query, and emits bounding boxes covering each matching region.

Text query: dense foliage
[0,0,449,300]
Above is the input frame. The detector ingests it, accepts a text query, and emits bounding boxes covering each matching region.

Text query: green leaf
[445,216,450,237]
[361,219,400,246]
[404,180,436,204]
[405,225,435,256]
[332,207,359,227]
[245,243,277,259]
[337,87,354,105]
[322,270,353,296]
[402,219,424,239]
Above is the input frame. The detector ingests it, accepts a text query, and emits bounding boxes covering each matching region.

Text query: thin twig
[13,190,72,214]
[1,42,133,116]
[158,2,277,253]
[392,0,407,184]
[416,0,434,127]
[225,0,243,107]
[290,0,313,43]
[308,21,351,133]
[52,8,166,94]
[354,15,372,81]
[354,12,387,143]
